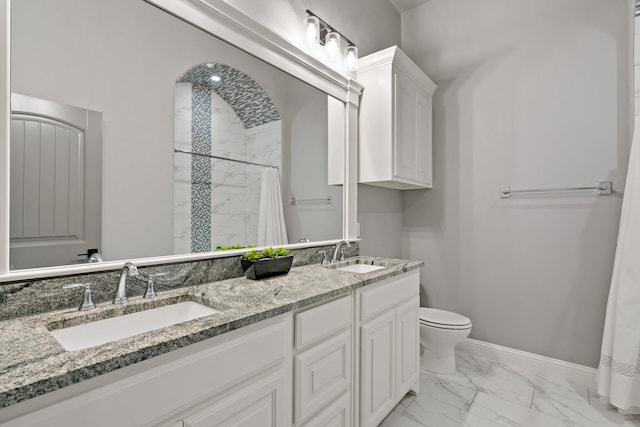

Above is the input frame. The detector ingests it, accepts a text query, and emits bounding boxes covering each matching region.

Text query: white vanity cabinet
[1,315,293,427]
[0,270,422,427]
[357,271,420,427]
[357,46,436,190]
[293,295,352,427]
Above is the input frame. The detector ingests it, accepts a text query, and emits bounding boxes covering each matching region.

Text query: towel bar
[499,181,612,198]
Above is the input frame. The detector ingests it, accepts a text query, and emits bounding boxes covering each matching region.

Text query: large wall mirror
[4,0,355,271]
[0,0,360,277]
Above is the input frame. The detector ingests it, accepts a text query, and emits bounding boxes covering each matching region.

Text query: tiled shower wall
[173,83,282,253]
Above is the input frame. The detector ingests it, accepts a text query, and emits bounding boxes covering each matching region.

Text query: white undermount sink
[336,264,386,273]
[49,301,219,351]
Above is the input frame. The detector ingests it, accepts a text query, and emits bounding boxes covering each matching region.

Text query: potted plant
[241,247,293,280]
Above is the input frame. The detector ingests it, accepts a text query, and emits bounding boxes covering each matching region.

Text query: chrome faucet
[113,262,139,305]
[331,240,351,264]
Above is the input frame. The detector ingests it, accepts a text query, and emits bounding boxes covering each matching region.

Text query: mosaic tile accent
[190,84,212,253]
[178,63,280,129]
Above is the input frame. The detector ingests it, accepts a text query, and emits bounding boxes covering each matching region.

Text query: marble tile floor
[380,351,640,427]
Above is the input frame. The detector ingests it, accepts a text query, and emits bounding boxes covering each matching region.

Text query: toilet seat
[419,308,471,330]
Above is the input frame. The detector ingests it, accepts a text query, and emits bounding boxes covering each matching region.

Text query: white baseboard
[458,338,598,389]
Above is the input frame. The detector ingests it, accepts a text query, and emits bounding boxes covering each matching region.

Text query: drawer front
[360,271,419,322]
[295,330,352,424]
[302,391,351,427]
[295,295,352,350]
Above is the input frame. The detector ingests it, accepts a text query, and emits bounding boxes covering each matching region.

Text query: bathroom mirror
[3,0,356,272]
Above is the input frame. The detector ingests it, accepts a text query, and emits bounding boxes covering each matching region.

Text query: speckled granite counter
[0,256,422,408]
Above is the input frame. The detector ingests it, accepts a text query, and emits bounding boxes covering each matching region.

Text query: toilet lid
[419,308,471,327]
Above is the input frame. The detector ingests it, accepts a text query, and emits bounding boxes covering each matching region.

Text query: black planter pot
[241,255,294,280]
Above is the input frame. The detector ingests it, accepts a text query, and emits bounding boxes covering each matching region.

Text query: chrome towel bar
[499,180,612,198]
[290,196,332,205]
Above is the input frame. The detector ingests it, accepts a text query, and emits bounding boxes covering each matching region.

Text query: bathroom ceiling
[388,0,429,13]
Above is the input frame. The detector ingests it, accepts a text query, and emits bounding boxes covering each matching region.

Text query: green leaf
[241,247,291,260]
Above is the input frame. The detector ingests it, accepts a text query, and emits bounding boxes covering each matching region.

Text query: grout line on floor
[530,386,536,409]
[467,388,479,411]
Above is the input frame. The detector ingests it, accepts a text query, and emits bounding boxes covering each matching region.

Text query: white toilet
[419,308,472,374]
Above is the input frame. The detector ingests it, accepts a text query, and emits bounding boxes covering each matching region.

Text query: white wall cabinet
[357,271,420,427]
[357,46,436,190]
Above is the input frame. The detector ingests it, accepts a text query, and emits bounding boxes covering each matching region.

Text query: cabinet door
[360,310,396,427]
[302,392,351,427]
[416,90,432,186]
[393,70,417,181]
[181,371,286,427]
[295,330,351,424]
[396,297,420,398]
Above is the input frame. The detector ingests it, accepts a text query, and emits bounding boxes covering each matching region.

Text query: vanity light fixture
[304,15,320,48]
[344,45,359,71]
[325,31,341,61]
[303,10,358,72]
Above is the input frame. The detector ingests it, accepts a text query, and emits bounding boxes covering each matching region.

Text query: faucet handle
[63,283,96,311]
[339,247,346,262]
[144,273,167,299]
[318,250,328,267]
[149,272,167,278]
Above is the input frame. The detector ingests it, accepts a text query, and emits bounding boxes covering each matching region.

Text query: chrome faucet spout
[331,240,351,264]
[113,262,139,305]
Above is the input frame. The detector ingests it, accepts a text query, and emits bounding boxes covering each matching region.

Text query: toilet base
[421,345,457,374]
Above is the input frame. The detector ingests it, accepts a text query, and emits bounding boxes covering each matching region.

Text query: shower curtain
[597,117,640,413]
[257,168,288,247]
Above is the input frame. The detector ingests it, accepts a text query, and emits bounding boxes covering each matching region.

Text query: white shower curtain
[257,168,288,247]
[597,117,640,413]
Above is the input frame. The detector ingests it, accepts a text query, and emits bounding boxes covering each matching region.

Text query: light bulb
[326,32,340,61]
[304,16,319,48]
[344,45,358,71]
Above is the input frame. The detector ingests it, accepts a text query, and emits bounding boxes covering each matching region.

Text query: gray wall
[400,0,632,367]
[223,0,405,258]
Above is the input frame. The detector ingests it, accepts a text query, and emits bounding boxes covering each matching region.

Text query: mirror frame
[0,0,361,281]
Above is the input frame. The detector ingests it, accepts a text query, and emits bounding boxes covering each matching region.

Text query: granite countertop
[0,256,422,409]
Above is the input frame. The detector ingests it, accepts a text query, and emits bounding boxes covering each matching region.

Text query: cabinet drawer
[295,295,351,350]
[295,330,351,424]
[360,271,418,322]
